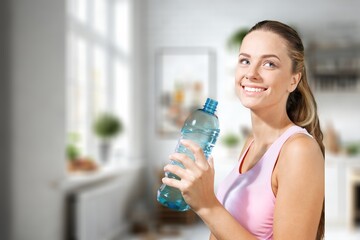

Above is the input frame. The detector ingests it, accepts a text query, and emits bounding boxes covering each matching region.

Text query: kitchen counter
[55,160,144,193]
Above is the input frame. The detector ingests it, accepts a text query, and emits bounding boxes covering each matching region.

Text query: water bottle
[157,98,220,211]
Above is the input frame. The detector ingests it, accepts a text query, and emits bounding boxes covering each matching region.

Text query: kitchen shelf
[307,44,360,92]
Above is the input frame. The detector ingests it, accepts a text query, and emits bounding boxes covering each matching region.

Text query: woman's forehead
[240,30,289,57]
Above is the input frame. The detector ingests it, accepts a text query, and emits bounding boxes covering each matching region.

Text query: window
[66,0,132,163]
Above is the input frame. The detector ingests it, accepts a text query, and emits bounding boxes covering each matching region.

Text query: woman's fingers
[162,144,217,211]
[180,139,209,169]
[162,164,195,192]
[162,175,181,189]
[168,153,203,179]
[169,152,196,170]
[164,140,212,190]
[164,163,187,179]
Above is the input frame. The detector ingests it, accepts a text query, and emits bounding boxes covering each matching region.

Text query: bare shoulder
[281,133,323,160]
[277,133,324,179]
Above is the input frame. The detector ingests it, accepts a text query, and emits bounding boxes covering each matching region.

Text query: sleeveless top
[216,126,311,240]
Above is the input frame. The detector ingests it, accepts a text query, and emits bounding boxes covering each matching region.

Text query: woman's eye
[264,61,276,68]
[239,58,250,65]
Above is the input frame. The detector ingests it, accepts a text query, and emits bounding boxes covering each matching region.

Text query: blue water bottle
[157,98,220,211]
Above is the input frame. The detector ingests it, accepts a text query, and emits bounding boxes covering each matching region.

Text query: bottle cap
[203,98,218,114]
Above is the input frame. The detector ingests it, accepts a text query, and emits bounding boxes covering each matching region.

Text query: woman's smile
[242,85,268,93]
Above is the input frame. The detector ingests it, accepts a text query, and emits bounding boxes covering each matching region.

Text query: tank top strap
[277,125,310,147]
[262,125,311,173]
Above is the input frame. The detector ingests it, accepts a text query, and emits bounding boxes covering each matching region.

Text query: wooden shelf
[156,203,197,225]
[312,74,358,91]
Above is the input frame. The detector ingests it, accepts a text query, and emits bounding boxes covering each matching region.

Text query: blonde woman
[162,20,324,240]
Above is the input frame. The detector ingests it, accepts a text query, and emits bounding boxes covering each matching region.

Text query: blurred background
[1,0,360,239]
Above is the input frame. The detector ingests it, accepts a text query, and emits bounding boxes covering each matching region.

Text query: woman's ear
[288,72,301,92]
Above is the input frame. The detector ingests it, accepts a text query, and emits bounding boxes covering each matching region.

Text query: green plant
[221,133,240,148]
[346,142,360,156]
[227,28,249,50]
[66,132,81,161]
[66,144,80,161]
[93,112,123,140]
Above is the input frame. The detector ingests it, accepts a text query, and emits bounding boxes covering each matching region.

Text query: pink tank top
[216,126,310,240]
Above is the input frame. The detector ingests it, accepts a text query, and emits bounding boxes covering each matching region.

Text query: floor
[125,222,360,240]
[124,222,209,240]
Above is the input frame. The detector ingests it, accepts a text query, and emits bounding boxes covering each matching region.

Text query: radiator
[68,172,139,240]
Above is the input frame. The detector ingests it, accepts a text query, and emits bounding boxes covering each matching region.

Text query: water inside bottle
[157,98,220,211]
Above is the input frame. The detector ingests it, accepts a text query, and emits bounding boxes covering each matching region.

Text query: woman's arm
[272,134,324,239]
[162,139,257,240]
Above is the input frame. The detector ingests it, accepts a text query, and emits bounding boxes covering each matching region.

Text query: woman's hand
[162,139,218,213]
[163,139,257,240]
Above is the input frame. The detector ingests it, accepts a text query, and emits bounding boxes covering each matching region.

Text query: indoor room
[1,0,360,239]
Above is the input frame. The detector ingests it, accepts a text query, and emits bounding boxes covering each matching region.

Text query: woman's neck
[250,108,293,147]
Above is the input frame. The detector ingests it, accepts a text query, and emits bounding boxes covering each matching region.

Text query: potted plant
[93,112,123,163]
[66,143,80,161]
[66,132,81,161]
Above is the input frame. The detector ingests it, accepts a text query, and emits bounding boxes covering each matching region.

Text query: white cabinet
[326,161,340,221]
[325,155,360,227]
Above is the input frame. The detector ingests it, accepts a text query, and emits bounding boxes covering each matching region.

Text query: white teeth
[244,86,265,92]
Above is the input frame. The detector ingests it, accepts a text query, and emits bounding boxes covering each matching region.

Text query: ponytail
[287,69,325,240]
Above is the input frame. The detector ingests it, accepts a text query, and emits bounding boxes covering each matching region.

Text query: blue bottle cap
[203,98,218,114]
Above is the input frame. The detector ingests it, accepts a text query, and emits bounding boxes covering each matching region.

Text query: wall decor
[155,47,217,137]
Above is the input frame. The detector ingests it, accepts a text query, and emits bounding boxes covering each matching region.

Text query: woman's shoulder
[283,131,321,156]
[278,132,324,174]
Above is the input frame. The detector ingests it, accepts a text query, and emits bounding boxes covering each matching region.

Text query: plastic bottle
[157,98,220,211]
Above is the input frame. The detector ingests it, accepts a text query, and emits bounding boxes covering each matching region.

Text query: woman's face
[235,30,300,112]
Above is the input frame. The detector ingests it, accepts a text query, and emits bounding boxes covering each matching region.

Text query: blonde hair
[248,20,325,240]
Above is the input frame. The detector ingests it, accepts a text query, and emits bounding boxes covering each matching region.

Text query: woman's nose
[245,64,260,80]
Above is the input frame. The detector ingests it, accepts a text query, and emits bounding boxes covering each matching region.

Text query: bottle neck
[203,98,218,115]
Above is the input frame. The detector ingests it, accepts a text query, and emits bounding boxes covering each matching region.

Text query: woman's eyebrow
[238,53,250,58]
[261,54,281,61]
[238,52,280,61]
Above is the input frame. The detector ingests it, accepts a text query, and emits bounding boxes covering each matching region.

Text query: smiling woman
[162,20,325,240]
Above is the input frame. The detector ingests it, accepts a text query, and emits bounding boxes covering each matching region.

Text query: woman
[162,20,324,240]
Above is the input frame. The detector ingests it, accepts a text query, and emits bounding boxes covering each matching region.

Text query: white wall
[131,0,148,160]
[9,0,66,239]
